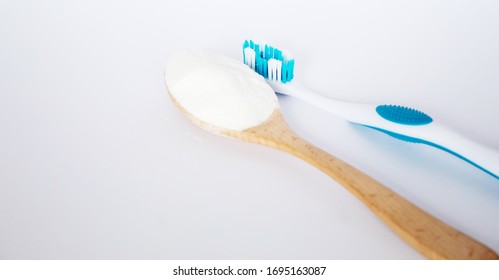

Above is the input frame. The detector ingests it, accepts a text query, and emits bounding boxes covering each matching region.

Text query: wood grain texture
[169,93,498,260]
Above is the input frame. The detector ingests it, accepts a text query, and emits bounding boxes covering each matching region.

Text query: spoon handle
[244,112,498,260]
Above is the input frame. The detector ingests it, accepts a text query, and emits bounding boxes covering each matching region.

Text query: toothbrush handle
[280,84,499,179]
[249,113,498,259]
[365,121,499,179]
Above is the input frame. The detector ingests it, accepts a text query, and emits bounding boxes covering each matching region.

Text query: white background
[1,0,498,259]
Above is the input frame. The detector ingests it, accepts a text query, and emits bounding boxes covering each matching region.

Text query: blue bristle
[262,59,268,78]
[274,49,281,60]
[254,44,260,73]
[284,64,290,82]
[255,51,266,76]
[288,63,293,82]
[243,40,295,83]
[255,55,260,74]
[285,60,295,82]
[261,54,266,74]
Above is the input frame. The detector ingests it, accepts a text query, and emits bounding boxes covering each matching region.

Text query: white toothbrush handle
[270,81,499,179]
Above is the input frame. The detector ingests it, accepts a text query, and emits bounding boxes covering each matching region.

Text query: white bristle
[243,47,256,70]
[268,58,281,81]
[276,59,282,81]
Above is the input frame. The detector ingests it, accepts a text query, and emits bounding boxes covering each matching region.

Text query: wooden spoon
[168,90,498,260]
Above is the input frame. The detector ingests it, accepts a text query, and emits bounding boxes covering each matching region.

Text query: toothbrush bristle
[242,40,295,83]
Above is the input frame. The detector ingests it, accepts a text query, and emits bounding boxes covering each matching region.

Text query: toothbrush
[242,40,499,180]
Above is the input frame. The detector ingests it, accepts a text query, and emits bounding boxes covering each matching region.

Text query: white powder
[165,50,278,131]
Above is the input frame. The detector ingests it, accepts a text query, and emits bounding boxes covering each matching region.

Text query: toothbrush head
[243,40,295,83]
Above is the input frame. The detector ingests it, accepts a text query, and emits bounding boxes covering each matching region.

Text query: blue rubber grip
[376,105,432,126]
